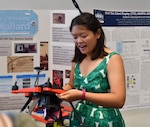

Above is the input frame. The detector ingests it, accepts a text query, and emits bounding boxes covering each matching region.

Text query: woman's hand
[56,89,82,102]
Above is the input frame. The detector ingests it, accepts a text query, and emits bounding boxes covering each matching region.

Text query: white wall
[0,0,149,11]
[0,0,150,126]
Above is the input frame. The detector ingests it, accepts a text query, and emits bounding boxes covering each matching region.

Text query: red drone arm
[11,87,42,94]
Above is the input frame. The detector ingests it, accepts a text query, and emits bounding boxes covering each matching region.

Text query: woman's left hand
[56,89,82,102]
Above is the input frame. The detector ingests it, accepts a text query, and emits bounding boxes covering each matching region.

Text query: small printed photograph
[40,42,48,70]
[53,13,65,24]
[52,70,63,87]
[94,10,105,24]
[7,56,34,73]
[14,43,37,53]
[65,69,71,78]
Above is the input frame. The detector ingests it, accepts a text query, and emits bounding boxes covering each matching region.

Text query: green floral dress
[69,52,125,127]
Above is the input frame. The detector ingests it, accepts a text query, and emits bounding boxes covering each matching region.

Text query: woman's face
[71,25,100,56]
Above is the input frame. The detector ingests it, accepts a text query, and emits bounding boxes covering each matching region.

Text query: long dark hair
[70,12,108,63]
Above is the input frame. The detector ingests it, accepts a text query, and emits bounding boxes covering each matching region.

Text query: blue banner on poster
[94,9,150,26]
[0,10,38,36]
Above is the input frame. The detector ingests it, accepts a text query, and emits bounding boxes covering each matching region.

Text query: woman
[57,12,126,127]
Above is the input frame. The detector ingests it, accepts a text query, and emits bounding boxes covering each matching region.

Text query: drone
[11,67,72,127]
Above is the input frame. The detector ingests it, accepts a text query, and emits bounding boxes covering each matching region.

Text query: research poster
[0,10,50,110]
[50,10,79,88]
[94,9,150,109]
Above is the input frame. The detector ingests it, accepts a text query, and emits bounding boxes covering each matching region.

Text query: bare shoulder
[110,52,123,60]
[107,52,124,70]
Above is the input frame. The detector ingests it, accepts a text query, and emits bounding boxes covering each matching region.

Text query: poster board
[94,9,150,109]
[0,10,51,110]
[0,9,150,111]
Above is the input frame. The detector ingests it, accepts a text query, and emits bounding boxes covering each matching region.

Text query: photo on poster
[94,10,104,23]
[52,70,63,87]
[53,13,65,24]
[7,56,34,73]
[65,69,71,78]
[40,42,49,70]
[14,43,37,53]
